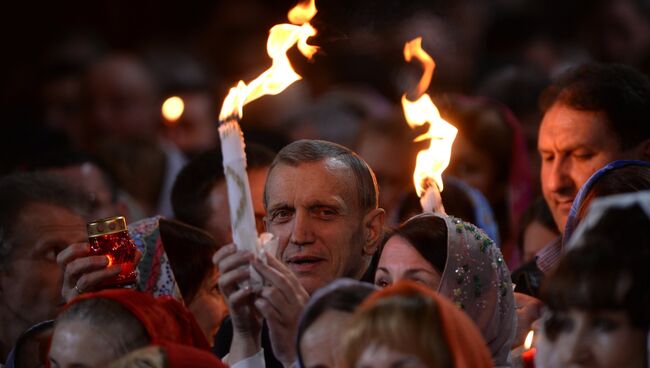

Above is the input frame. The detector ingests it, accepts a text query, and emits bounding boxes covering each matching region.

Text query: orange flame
[401,37,457,195]
[219,0,318,121]
[524,330,535,350]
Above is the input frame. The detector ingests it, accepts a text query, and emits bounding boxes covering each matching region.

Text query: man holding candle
[213,139,385,367]
[0,172,89,364]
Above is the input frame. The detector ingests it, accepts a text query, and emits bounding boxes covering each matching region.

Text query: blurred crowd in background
[2,0,650,367]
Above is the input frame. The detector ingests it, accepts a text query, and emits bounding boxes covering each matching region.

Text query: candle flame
[219,0,318,121]
[162,96,185,125]
[524,330,535,350]
[401,37,457,195]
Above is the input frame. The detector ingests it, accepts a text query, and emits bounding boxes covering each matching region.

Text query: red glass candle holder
[87,216,137,287]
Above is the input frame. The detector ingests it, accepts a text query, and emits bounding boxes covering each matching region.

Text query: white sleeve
[227,349,266,368]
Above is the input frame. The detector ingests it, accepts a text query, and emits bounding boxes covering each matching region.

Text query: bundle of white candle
[217,0,318,290]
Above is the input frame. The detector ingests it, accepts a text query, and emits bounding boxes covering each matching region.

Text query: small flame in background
[219,0,318,121]
[162,96,185,125]
[524,330,535,350]
[401,37,458,196]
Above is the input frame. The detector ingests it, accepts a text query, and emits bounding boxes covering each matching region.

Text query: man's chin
[555,212,569,234]
[294,274,329,295]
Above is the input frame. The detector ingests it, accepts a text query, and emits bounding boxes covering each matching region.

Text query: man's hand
[58,242,128,302]
[513,292,544,347]
[213,244,263,361]
[252,253,309,367]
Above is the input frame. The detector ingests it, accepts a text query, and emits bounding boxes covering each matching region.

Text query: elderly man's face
[0,203,86,344]
[264,159,372,295]
[538,103,631,232]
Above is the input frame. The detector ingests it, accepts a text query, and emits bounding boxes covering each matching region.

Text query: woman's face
[355,343,428,368]
[546,309,646,368]
[375,236,442,290]
[49,320,120,368]
[188,266,228,346]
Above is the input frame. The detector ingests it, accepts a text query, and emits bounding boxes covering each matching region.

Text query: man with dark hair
[171,143,275,245]
[0,172,89,363]
[511,63,650,343]
[214,139,385,367]
[538,63,650,237]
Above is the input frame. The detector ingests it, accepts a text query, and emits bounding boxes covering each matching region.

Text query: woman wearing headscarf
[343,281,494,368]
[130,216,229,345]
[441,95,533,269]
[374,213,516,367]
[48,288,227,368]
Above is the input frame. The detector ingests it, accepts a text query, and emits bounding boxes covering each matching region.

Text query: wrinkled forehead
[265,158,359,209]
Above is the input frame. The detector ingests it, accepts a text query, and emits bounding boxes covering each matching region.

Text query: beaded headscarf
[430,212,516,367]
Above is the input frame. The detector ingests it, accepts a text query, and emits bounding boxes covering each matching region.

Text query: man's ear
[636,139,650,161]
[362,208,385,256]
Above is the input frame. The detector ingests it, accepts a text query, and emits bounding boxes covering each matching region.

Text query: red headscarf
[107,342,228,368]
[66,288,210,350]
[361,281,494,368]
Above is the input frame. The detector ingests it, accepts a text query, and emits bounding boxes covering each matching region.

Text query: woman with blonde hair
[343,281,494,368]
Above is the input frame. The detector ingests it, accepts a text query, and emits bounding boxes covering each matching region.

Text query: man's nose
[290,210,315,245]
[547,158,575,194]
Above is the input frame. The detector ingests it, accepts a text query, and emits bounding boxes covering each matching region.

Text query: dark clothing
[511,258,545,298]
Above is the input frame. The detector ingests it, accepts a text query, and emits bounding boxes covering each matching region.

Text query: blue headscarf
[444,176,501,246]
[563,160,650,245]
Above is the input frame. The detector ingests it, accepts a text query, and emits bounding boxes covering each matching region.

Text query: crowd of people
[2,0,650,367]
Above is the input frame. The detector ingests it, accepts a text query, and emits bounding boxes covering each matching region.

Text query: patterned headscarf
[129,216,183,301]
[434,213,516,368]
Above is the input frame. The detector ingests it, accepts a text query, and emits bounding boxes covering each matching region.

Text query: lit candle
[217,0,318,288]
[400,37,457,213]
[522,330,536,368]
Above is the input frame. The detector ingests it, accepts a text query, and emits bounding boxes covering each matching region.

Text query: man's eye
[43,247,63,262]
[314,208,337,219]
[540,154,554,163]
[270,210,293,223]
[592,317,618,332]
[573,152,594,161]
